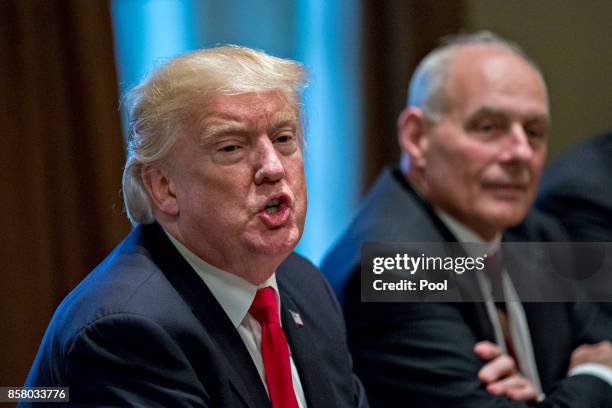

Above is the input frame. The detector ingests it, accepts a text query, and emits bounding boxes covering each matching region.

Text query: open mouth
[265,198,282,214]
[258,194,292,227]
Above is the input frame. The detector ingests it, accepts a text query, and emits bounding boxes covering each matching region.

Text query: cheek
[180,168,250,216]
[210,165,253,195]
[432,140,493,184]
[464,145,504,184]
[285,156,306,187]
[296,170,307,195]
[531,151,547,176]
[459,138,498,164]
[285,159,307,217]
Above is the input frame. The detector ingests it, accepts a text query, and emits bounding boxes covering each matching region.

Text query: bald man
[323,32,612,407]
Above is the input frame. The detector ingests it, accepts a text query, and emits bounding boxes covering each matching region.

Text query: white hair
[122,45,307,225]
[408,31,545,121]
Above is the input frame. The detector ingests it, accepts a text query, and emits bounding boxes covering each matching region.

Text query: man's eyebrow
[197,109,299,142]
[271,110,298,125]
[468,106,550,124]
[199,119,251,142]
[524,112,550,125]
[467,106,511,120]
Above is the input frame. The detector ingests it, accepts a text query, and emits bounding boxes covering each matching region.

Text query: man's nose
[501,123,534,163]
[254,139,285,185]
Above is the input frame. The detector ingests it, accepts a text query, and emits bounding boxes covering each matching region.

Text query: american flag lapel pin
[289,310,304,327]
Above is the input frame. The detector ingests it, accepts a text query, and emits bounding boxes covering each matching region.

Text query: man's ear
[141,164,179,216]
[397,107,429,169]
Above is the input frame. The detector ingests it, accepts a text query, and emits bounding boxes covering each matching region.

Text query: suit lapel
[142,224,271,408]
[194,292,271,408]
[279,288,337,408]
[402,182,498,342]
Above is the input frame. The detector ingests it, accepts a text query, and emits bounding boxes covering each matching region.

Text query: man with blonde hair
[24,46,367,408]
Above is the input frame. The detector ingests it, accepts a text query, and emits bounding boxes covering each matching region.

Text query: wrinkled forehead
[201,91,299,127]
[445,45,549,115]
[184,91,300,133]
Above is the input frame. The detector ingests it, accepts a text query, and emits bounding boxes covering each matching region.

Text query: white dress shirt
[165,231,307,407]
[435,209,612,397]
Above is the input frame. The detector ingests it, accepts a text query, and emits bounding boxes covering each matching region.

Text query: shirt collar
[434,208,501,257]
[164,229,280,328]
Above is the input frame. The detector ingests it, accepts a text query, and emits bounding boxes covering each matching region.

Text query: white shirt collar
[434,208,501,257]
[163,229,280,329]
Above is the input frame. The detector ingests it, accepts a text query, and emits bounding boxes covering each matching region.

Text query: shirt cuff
[569,363,612,387]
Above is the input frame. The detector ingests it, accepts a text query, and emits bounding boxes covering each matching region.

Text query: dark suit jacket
[537,131,612,242]
[23,223,368,408]
[321,168,612,407]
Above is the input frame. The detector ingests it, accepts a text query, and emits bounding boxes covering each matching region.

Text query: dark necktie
[484,251,518,363]
[249,287,299,408]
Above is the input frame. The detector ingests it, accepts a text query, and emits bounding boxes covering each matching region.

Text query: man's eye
[526,129,541,139]
[525,126,547,140]
[477,122,495,132]
[219,145,241,153]
[275,134,294,143]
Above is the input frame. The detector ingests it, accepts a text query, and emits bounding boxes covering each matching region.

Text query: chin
[485,208,528,230]
[245,226,301,257]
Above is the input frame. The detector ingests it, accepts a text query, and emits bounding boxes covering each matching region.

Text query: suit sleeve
[572,302,612,343]
[63,313,210,407]
[344,269,612,408]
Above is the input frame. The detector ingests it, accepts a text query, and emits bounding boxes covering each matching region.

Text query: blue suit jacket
[538,131,612,242]
[23,223,367,407]
[322,168,612,408]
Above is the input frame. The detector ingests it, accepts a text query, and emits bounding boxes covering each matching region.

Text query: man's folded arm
[347,301,612,408]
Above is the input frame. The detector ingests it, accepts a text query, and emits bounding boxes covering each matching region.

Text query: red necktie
[249,287,299,408]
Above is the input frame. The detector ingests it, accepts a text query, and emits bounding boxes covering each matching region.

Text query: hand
[474,341,538,401]
[569,341,612,370]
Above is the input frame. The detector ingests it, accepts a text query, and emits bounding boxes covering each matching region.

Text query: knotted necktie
[249,287,299,408]
[484,251,505,305]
